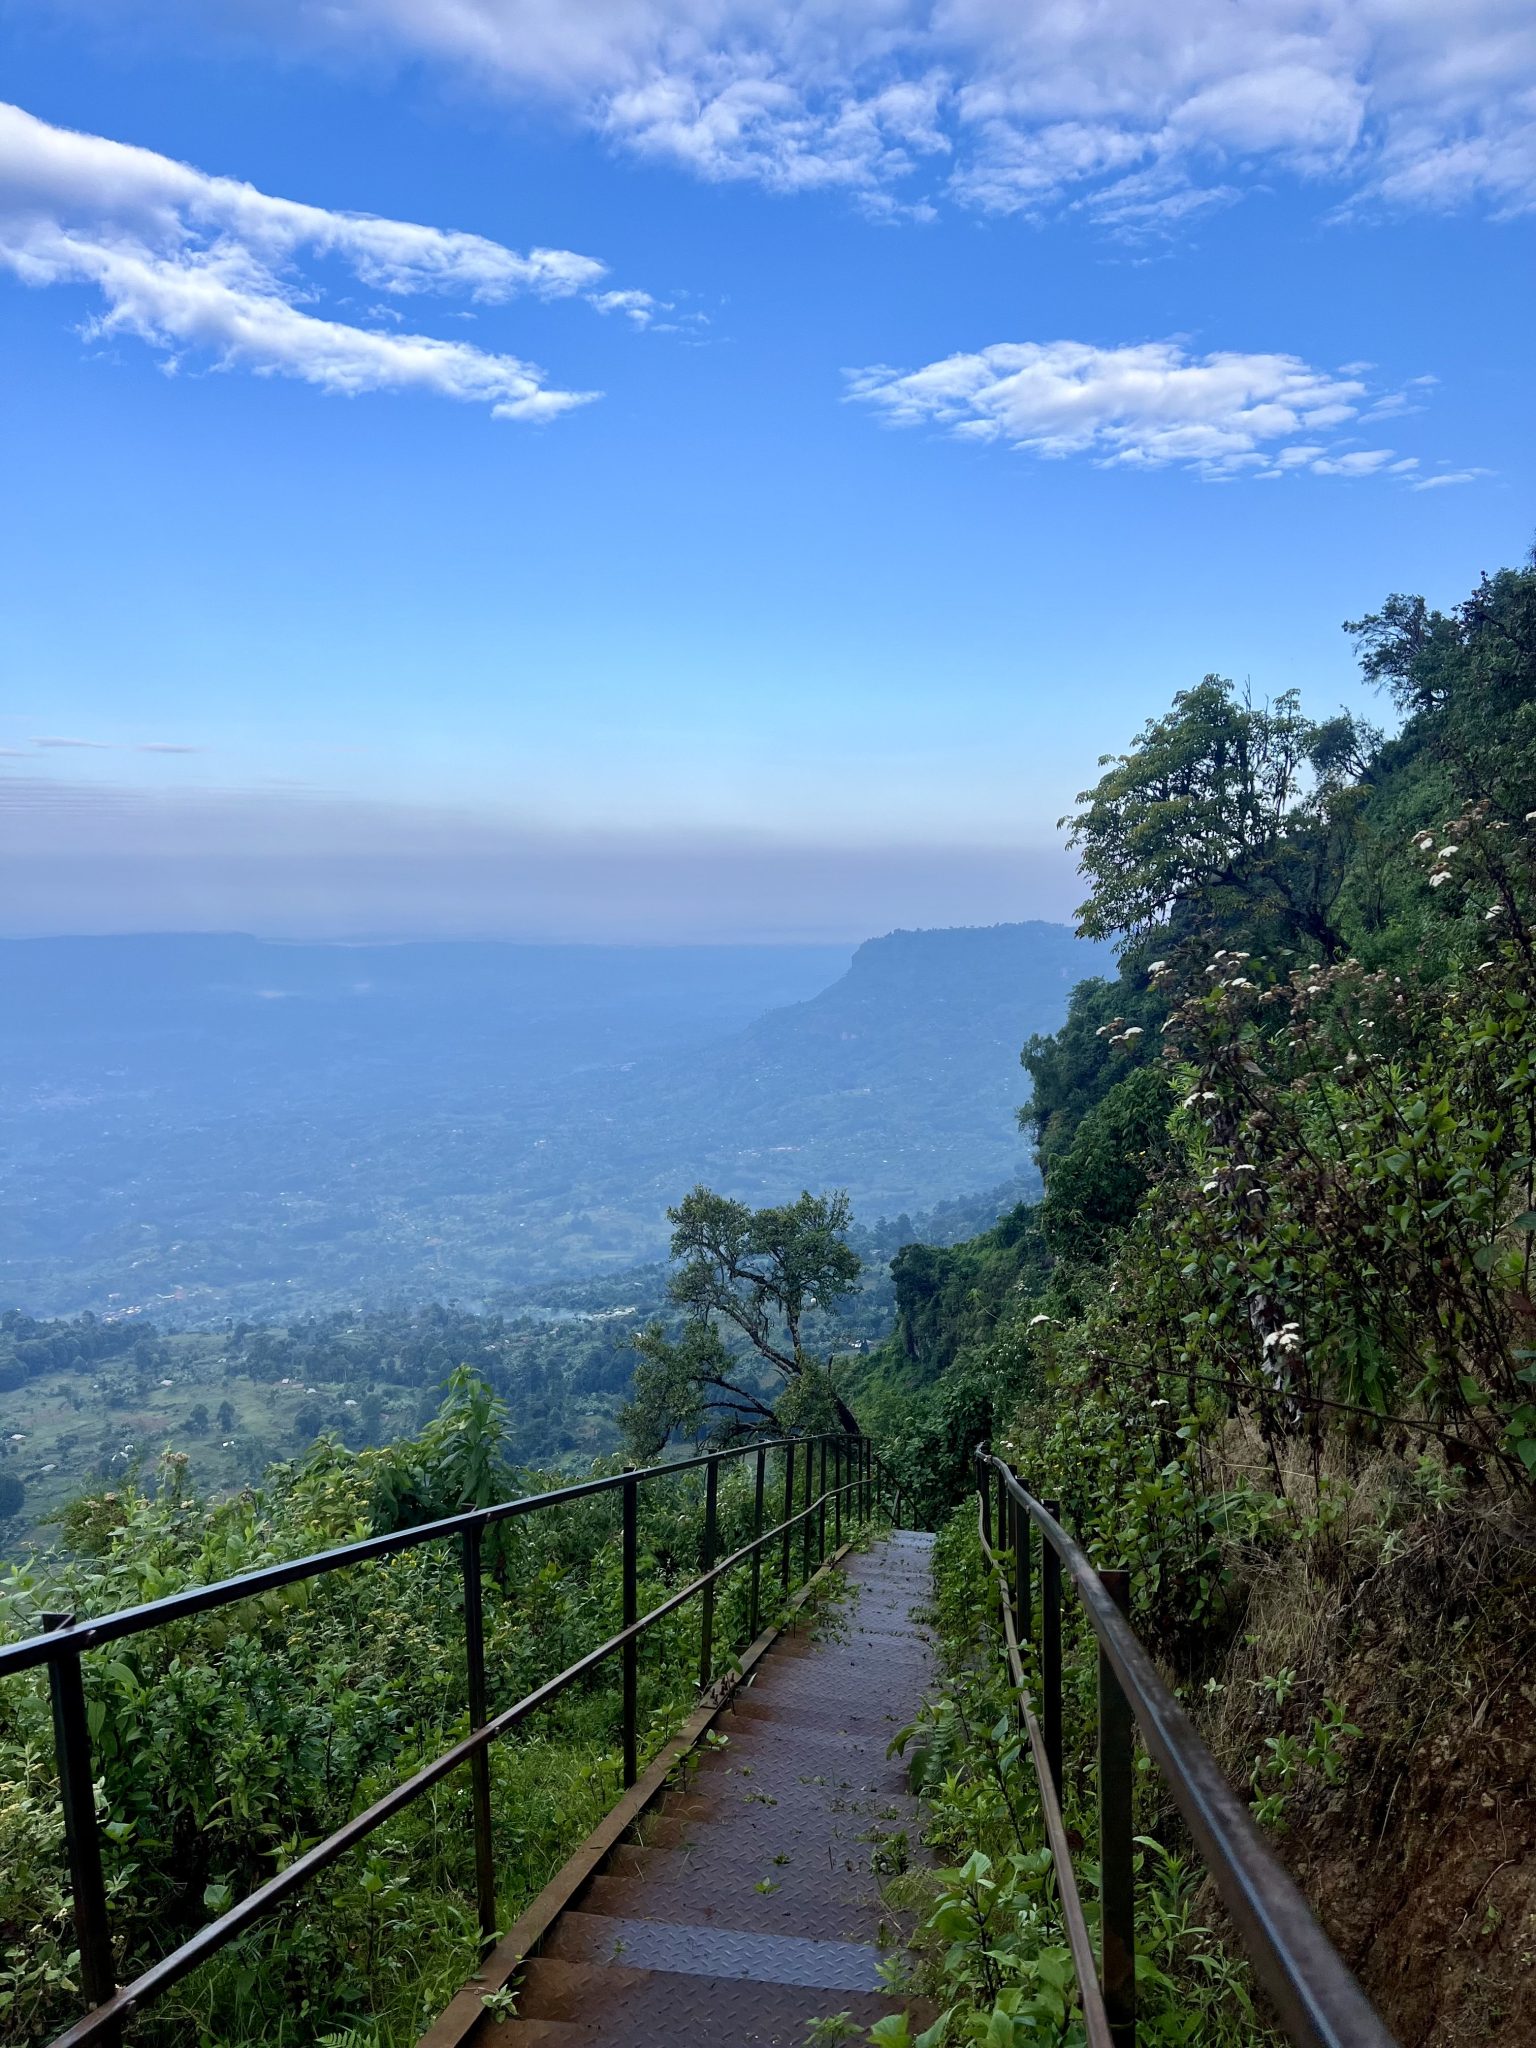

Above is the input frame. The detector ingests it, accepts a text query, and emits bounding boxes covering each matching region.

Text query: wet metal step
[543,1911,887,1991]
[465,1536,937,2048]
[505,1955,907,2045]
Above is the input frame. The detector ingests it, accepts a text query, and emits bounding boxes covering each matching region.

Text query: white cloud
[0,100,602,298]
[588,286,661,327]
[1412,467,1494,491]
[182,0,1536,222]
[1308,448,1403,475]
[845,339,1443,482]
[0,101,620,417]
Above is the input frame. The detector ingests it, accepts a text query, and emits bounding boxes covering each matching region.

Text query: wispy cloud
[22,735,206,753]
[181,1,1536,225]
[1411,468,1494,491]
[588,287,661,328]
[0,101,637,419]
[846,339,1448,484]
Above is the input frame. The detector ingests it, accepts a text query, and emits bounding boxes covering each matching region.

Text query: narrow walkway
[491,1531,936,2046]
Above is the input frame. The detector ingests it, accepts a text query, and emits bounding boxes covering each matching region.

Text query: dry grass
[1182,1417,1536,2044]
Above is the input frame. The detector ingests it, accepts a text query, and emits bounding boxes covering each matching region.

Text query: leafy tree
[1038,1064,1175,1260]
[621,1187,861,1453]
[217,1399,237,1432]
[0,1472,22,1521]
[1344,590,1467,714]
[1063,676,1374,958]
[1348,555,1536,822]
[890,1206,1046,1380]
[1021,972,1165,1174]
[186,1402,211,1437]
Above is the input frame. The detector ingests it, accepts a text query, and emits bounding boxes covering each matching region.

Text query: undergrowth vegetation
[0,1371,825,2046]
[865,1515,1275,2048]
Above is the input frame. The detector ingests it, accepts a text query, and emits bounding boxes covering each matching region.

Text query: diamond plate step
[459,1535,938,2048]
[507,1955,907,2044]
[543,1911,887,1991]
[722,1696,911,1738]
[575,1874,898,1941]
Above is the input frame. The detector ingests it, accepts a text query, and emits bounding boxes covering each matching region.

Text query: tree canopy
[621,1186,862,1454]
[1063,676,1374,958]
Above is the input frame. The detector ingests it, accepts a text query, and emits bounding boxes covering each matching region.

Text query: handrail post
[833,1436,843,1548]
[801,1434,814,1583]
[43,1615,119,2044]
[1014,1487,1031,1641]
[460,1527,497,1949]
[621,1475,638,1787]
[978,1452,992,1551]
[749,1445,767,1639]
[780,1442,795,1591]
[1042,1501,1063,1799]
[818,1436,828,1561]
[1100,1568,1136,2047]
[699,1455,720,1691]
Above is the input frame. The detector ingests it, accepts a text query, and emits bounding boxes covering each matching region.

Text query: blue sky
[1,1,1531,941]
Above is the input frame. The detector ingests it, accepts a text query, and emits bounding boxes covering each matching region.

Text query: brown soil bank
[1201,1492,1536,2045]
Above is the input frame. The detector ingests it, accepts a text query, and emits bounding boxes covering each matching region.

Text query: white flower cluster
[1094,1016,1144,1048]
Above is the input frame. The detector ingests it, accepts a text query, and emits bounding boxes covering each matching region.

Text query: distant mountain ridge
[0,934,851,1115]
[0,923,1111,1320]
[580,921,1111,1218]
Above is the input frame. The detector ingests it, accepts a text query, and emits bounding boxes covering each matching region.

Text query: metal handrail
[7,1430,895,2046]
[975,1449,1397,2048]
[0,1431,842,1679]
[976,1499,1113,2048]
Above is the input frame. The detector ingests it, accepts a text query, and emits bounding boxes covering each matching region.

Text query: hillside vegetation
[0,1373,832,2045]
[0,1178,1029,1546]
[853,553,1536,2044]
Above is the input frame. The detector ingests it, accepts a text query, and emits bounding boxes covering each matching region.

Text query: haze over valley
[1,920,1108,1322]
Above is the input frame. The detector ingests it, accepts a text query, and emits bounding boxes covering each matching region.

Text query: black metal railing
[973,1449,1397,2048]
[1,1431,895,2046]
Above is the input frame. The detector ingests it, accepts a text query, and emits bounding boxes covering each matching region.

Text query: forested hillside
[0,923,1104,1321]
[851,554,1536,2044]
[0,1177,1031,1544]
